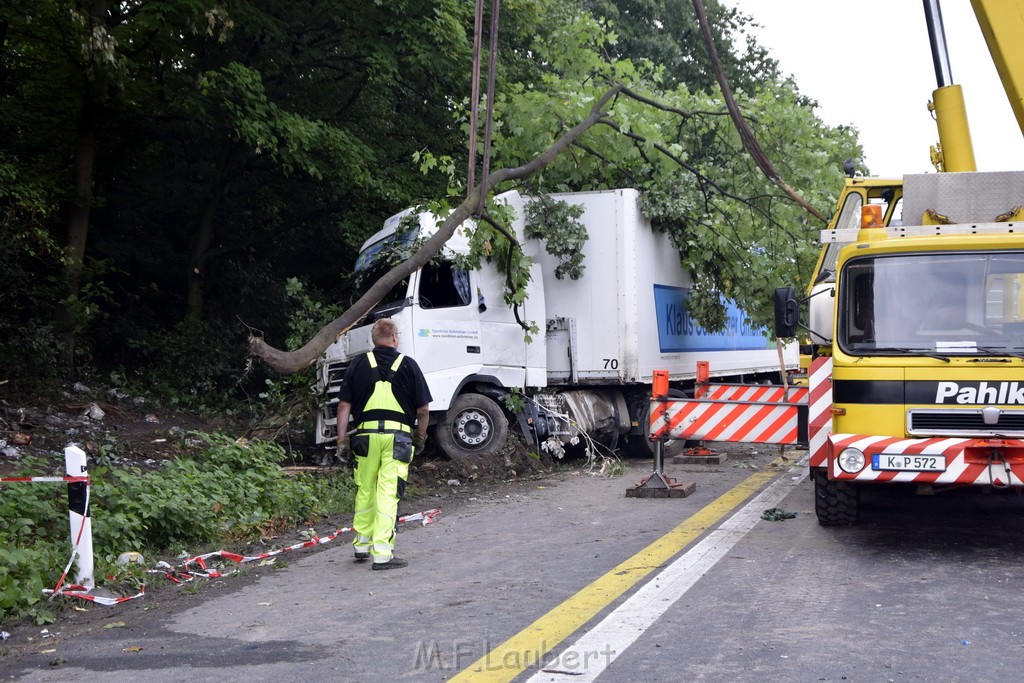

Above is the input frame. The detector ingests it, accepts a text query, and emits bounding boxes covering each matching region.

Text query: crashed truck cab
[316,192,549,460]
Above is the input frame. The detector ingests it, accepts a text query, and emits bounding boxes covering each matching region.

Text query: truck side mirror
[774,287,800,337]
[813,268,834,285]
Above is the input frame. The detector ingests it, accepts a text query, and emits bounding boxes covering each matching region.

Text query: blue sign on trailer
[653,285,769,353]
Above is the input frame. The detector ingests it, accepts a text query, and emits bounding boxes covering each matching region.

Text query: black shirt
[338,346,433,425]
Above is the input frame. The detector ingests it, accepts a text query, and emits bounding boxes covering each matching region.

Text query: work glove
[412,432,427,454]
[335,438,351,465]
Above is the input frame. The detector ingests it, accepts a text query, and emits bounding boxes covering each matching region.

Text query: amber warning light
[652,370,669,399]
[861,204,884,228]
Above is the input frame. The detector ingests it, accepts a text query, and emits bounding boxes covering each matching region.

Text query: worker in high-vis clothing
[335,318,432,570]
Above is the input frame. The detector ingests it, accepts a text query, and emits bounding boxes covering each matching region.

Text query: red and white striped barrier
[699,384,808,404]
[651,397,803,444]
[649,370,808,445]
[827,434,1024,486]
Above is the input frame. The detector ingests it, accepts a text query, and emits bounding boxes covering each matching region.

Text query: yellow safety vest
[357,352,411,433]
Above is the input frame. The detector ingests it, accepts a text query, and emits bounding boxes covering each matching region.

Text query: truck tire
[620,389,687,458]
[813,468,860,526]
[436,393,509,460]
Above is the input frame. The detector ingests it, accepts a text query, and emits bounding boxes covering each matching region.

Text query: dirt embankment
[0,383,224,476]
[0,382,554,483]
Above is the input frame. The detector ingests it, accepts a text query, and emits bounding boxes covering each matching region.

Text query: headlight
[837,447,866,473]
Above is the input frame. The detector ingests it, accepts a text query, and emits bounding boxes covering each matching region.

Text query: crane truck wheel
[812,468,860,526]
[436,392,509,460]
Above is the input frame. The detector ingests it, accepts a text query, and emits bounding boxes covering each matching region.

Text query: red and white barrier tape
[9,452,442,607]
[2,459,96,603]
[45,507,443,603]
[42,584,146,606]
[46,485,92,600]
[0,476,89,483]
[170,508,442,579]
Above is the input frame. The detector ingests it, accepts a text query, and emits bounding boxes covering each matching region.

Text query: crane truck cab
[779,172,1024,525]
[773,0,1024,525]
[790,177,903,381]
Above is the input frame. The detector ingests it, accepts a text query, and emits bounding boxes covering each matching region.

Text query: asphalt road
[4,443,1024,682]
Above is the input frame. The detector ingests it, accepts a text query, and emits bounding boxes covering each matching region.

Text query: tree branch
[248,84,624,373]
[690,0,829,223]
[619,86,732,120]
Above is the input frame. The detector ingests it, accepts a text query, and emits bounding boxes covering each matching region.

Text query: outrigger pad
[673,452,727,465]
[625,472,696,498]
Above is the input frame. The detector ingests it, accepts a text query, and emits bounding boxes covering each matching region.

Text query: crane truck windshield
[839,250,1024,357]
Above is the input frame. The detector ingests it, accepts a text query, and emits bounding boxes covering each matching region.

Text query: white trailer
[316,189,797,460]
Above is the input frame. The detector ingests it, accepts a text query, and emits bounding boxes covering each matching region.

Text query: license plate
[872,453,946,472]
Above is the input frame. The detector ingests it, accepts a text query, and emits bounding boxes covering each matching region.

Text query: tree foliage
[585,0,779,92]
[523,195,588,281]
[0,0,860,396]
[375,5,858,343]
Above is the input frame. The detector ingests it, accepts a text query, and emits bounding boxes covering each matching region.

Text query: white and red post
[64,445,94,589]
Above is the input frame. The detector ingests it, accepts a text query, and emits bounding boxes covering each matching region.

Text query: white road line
[525,460,809,682]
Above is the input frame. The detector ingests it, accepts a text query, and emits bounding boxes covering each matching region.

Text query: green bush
[109,320,254,414]
[0,456,71,625]
[0,435,356,625]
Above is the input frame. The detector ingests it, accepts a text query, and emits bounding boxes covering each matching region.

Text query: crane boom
[970,0,1024,141]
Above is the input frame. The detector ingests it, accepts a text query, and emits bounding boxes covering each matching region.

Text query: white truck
[316,189,797,460]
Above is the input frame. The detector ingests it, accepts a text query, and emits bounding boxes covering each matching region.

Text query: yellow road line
[449,463,783,682]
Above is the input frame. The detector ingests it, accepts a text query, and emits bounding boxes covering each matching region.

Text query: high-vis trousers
[352,431,411,562]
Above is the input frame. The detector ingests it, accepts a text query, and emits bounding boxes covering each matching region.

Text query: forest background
[0,0,863,424]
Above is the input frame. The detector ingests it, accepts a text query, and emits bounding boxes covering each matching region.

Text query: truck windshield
[348,261,410,319]
[347,226,422,317]
[839,250,1024,356]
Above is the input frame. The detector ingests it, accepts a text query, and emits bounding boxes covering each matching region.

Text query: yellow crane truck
[775,0,1024,524]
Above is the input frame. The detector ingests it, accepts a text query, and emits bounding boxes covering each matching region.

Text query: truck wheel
[620,389,687,458]
[436,393,509,460]
[813,468,860,526]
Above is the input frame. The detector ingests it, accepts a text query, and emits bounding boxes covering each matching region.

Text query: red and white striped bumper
[827,433,1024,486]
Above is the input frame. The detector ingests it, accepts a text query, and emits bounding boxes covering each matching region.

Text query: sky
[725,0,1024,177]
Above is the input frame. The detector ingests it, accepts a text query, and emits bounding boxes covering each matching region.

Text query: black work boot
[371,557,408,570]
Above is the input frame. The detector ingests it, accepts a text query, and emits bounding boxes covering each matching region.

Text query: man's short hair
[371,318,398,345]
